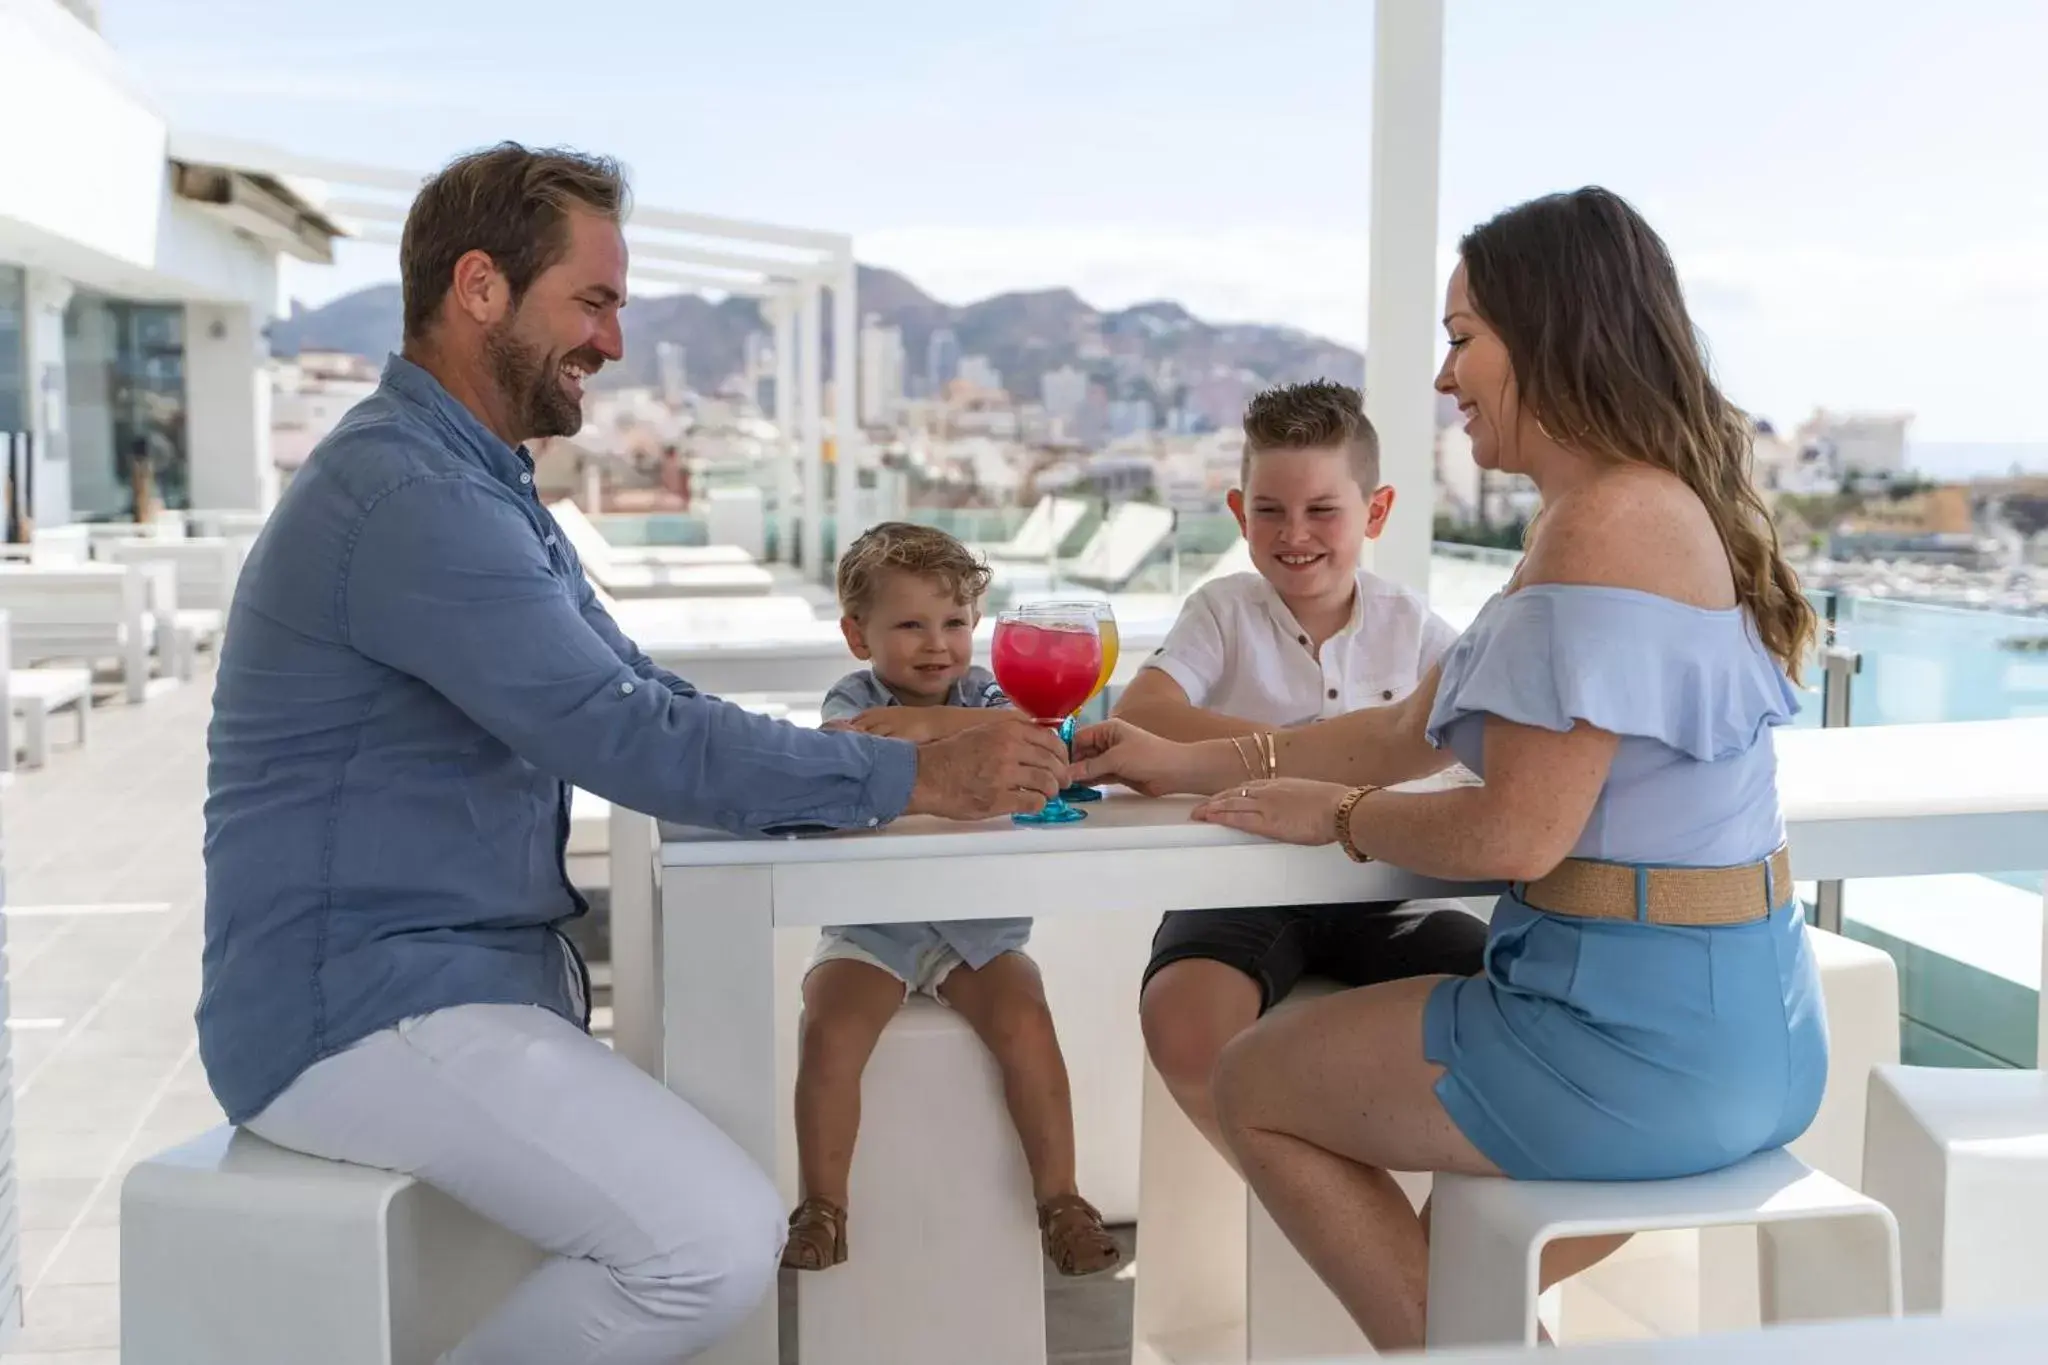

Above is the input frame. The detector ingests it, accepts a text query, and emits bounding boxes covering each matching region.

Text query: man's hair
[836,521,993,619]
[400,142,630,341]
[1240,380,1381,491]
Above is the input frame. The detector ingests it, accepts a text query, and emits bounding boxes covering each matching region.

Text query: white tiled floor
[3,661,219,1360]
[0,657,1141,1363]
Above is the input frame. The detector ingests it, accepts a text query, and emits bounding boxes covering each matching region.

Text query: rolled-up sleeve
[569,569,699,698]
[1145,589,1227,705]
[343,475,916,833]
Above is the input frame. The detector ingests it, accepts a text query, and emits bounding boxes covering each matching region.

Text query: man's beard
[484,319,586,441]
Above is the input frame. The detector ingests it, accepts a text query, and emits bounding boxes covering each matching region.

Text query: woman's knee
[1210,1023,1277,1143]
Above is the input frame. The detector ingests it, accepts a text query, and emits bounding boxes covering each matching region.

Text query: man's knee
[620,1162,785,1339]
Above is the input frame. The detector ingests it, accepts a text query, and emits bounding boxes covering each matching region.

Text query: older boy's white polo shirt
[1142,567,1460,727]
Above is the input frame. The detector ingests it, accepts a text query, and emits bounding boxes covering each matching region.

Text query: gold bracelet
[1257,731,1278,780]
[1228,735,1259,781]
[1333,785,1379,863]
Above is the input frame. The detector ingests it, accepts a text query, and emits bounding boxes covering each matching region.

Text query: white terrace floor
[0,658,1138,1364]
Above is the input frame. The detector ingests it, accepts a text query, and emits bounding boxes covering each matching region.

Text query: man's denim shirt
[198,355,918,1123]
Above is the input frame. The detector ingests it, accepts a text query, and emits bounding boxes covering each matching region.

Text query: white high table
[632,716,2048,1365]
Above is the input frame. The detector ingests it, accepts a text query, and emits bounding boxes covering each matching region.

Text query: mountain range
[267,266,1365,410]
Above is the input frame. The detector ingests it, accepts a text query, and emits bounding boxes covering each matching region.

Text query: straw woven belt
[1519,845,1792,926]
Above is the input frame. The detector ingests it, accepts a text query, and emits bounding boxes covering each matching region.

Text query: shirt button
[619,681,636,696]
[1382,688,1395,701]
[867,817,879,827]
[1297,634,1309,647]
[519,472,533,485]
[1327,687,1339,700]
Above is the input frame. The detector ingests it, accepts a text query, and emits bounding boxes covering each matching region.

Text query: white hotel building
[0,0,344,527]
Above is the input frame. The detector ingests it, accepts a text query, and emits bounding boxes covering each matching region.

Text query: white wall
[0,0,279,313]
[186,304,276,511]
[0,0,293,522]
[23,271,73,526]
[0,0,164,274]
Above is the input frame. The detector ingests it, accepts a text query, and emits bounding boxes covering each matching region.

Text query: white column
[799,283,825,581]
[831,257,860,562]
[185,302,277,512]
[23,271,74,527]
[771,296,798,565]
[1363,0,1446,597]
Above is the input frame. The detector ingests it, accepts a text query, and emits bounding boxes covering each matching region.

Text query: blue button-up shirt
[199,354,919,1123]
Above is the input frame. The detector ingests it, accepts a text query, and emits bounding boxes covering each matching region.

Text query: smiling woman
[1077,187,1826,1353]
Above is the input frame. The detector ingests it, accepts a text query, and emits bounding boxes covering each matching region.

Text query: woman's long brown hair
[1461,187,1815,678]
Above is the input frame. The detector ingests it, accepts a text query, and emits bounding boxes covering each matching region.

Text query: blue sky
[107,0,2048,450]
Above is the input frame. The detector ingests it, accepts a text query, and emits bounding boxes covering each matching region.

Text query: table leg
[2039,882,2047,1067]
[662,864,779,1365]
[606,806,660,1077]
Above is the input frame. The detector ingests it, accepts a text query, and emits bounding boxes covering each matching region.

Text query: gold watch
[1333,786,1378,863]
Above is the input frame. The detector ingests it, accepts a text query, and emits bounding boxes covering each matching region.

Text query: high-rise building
[655,341,687,408]
[926,328,961,394]
[858,314,906,426]
[1040,365,1088,428]
[1107,398,1155,441]
[957,354,1002,394]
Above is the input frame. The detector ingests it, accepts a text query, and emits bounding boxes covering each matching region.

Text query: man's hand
[904,715,1069,819]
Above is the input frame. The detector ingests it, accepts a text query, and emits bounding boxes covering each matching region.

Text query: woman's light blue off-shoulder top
[1423,584,1802,867]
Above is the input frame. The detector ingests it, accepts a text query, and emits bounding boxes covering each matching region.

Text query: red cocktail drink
[992,621,1102,722]
[991,609,1103,824]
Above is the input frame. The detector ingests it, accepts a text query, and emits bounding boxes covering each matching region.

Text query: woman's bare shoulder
[1519,466,1734,609]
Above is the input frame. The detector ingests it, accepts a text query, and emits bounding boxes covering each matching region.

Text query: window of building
[64,293,188,520]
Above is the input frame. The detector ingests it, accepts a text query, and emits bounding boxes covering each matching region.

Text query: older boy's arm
[1113,668,1273,741]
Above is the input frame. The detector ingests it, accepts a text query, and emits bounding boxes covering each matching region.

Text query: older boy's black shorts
[1141,900,1488,1011]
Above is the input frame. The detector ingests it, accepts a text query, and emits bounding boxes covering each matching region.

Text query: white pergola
[167,130,862,582]
[165,0,1447,599]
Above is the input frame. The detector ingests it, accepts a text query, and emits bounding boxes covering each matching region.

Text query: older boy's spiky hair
[1240,380,1381,492]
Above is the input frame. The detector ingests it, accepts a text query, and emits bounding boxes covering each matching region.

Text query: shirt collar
[1256,567,1368,648]
[380,352,537,492]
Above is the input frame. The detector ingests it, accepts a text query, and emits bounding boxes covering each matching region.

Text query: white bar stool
[1130,976,1433,1363]
[1427,1147,1901,1350]
[1862,1064,2048,1315]
[121,1125,540,1365]
[796,996,1047,1365]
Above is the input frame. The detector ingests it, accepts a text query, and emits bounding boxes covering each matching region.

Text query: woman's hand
[1067,719,1207,798]
[1191,778,1353,846]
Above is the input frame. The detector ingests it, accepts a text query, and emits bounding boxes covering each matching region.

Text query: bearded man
[198,142,1066,1365]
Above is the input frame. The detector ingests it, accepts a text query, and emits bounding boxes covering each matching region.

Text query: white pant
[246,1003,785,1365]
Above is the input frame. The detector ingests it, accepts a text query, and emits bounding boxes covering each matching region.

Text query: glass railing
[591,504,2038,1069]
[593,512,710,547]
[1791,591,2047,1069]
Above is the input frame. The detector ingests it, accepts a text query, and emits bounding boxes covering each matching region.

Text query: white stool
[1862,1064,2048,1315]
[796,996,1046,1365]
[1693,926,1902,1331]
[1426,1148,1901,1349]
[1131,976,1434,1363]
[120,1125,541,1365]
